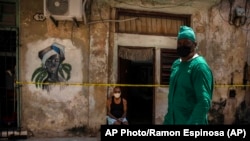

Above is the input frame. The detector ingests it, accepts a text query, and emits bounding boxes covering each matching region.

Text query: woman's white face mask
[114,92,121,98]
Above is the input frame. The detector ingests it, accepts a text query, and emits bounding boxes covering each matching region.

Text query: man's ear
[193,42,198,50]
[193,41,197,47]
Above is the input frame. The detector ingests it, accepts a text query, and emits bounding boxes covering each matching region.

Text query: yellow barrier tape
[15,81,250,87]
[15,81,165,87]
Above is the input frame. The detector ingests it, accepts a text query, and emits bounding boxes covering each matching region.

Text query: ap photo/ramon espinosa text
[101,125,249,140]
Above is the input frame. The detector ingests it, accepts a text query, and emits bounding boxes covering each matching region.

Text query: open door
[118,46,155,124]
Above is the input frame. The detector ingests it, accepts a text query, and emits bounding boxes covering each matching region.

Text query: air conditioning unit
[44,0,83,21]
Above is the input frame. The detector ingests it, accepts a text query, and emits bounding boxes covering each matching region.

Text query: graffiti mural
[31,42,72,91]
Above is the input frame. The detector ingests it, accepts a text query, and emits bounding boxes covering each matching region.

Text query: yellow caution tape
[15,81,250,88]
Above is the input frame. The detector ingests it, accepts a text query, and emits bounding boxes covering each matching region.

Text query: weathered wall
[201,0,249,124]
[108,0,250,124]
[18,0,250,138]
[88,0,110,131]
[20,0,92,137]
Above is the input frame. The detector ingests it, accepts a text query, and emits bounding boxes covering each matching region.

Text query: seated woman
[106,86,128,125]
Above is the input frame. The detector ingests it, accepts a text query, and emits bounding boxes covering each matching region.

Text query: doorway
[118,46,154,125]
[0,29,17,128]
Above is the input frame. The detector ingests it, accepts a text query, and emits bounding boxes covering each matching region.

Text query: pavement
[20,137,99,141]
[0,128,101,141]
[0,132,100,141]
[1,136,99,141]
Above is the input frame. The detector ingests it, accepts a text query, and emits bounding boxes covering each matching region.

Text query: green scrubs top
[163,56,214,125]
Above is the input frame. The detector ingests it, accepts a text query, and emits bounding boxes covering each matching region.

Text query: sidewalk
[0,136,99,141]
[0,128,100,141]
[19,137,99,141]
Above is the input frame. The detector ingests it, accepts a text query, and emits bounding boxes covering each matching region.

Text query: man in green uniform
[163,26,214,125]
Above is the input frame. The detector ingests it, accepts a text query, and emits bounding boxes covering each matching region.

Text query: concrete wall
[20,0,92,137]
[18,0,250,137]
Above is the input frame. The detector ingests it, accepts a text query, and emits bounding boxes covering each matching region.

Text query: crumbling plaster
[18,0,250,137]
[109,0,250,124]
[20,0,91,137]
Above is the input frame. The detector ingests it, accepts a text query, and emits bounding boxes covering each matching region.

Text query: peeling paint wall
[88,0,110,131]
[108,0,250,125]
[204,0,250,124]
[18,0,250,138]
[20,0,91,137]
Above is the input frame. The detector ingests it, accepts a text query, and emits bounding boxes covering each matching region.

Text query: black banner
[101,125,249,141]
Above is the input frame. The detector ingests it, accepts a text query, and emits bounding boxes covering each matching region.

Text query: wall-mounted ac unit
[44,0,83,21]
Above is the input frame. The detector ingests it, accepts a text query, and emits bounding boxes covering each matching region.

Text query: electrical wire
[114,0,195,9]
[87,17,139,24]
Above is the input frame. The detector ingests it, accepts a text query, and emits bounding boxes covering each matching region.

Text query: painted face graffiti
[31,43,72,91]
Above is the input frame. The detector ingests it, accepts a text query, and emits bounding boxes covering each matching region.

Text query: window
[115,8,191,36]
[0,2,16,26]
[160,49,178,85]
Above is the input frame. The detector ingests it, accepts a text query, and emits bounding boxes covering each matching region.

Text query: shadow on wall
[235,100,250,124]
[208,98,250,125]
[208,98,226,124]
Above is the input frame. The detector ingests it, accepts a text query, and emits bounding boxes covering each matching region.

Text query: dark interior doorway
[118,47,154,125]
[0,30,17,128]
